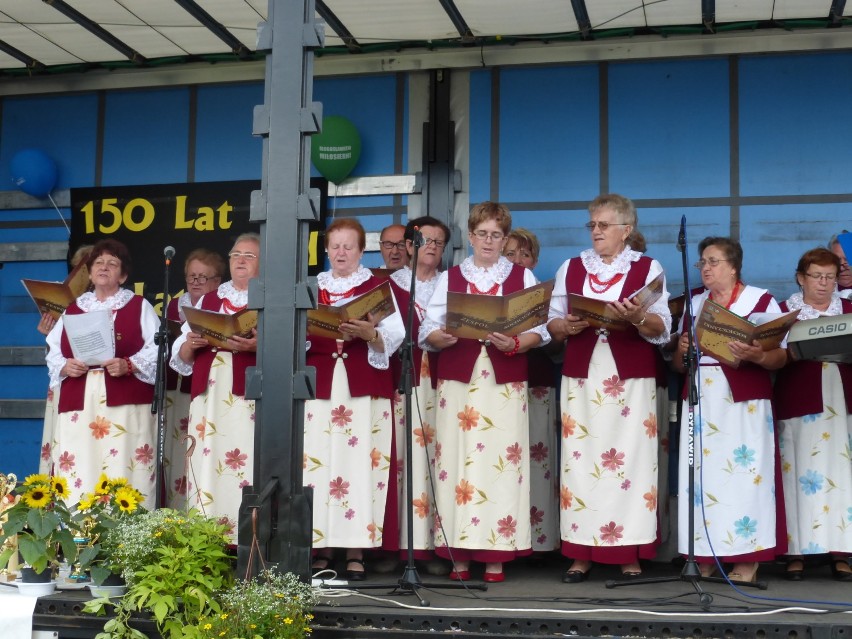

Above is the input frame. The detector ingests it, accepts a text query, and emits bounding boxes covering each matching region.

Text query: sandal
[311,551,334,573]
[727,562,758,583]
[345,557,367,581]
[784,557,804,581]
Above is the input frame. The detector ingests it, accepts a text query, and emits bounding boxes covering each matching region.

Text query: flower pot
[87,582,126,598]
[21,566,52,583]
[16,580,57,597]
[101,572,125,587]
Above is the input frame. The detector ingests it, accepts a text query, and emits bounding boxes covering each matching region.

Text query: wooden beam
[0,347,45,366]
[0,241,67,262]
[0,399,45,419]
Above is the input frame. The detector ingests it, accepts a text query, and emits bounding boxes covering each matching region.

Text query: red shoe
[448,570,470,581]
[483,571,505,583]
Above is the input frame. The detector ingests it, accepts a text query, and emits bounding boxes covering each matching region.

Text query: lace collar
[391,266,440,305]
[785,291,843,320]
[217,280,249,307]
[317,265,373,293]
[77,288,134,312]
[459,256,514,289]
[580,247,641,280]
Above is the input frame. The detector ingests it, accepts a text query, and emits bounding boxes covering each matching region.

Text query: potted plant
[71,473,147,586]
[0,473,77,582]
[84,508,235,639]
[197,569,317,639]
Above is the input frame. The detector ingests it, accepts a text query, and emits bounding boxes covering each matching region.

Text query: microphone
[677,216,686,253]
[164,246,175,263]
[412,225,424,248]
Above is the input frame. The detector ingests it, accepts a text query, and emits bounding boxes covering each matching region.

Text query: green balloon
[311,116,362,184]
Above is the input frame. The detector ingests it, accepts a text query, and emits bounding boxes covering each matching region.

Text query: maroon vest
[389,279,439,390]
[435,264,529,385]
[561,256,664,382]
[190,291,256,400]
[308,276,395,400]
[773,298,852,419]
[58,295,154,413]
[166,297,191,393]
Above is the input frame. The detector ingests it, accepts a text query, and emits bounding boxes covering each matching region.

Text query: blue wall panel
[0,93,99,190]
[740,52,852,196]
[740,203,852,300]
[101,89,191,186]
[0,419,42,479]
[469,69,493,204]
[195,83,264,182]
[313,75,400,212]
[498,65,600,204]
[609,58,730,199]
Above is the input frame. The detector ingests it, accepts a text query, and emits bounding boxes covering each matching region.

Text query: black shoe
[784,558,804,581]
[562,568,591,583]
[831,559,852,582]
[346,558,367,581]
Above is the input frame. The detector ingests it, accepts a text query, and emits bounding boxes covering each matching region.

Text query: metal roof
[0,1,848,75]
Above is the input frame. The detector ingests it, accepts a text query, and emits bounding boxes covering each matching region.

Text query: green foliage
[83,508,234,639]
[196,569,318,639]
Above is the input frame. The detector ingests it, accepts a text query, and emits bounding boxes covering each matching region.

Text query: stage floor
[33,556,852,638]
[309,556,852,639]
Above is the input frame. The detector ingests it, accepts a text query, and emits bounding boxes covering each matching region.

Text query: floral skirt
[304,360,393,549]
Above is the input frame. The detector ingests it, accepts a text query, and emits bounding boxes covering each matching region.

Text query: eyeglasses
[422,237,446,248]
[228,251,257,261]
[694,258,729,268]
[584,221,628,231]
[471,230,505,241]
[186,275,217,284]
[92,258,121,269]
[379,241,406,250]
[804,272,837,282]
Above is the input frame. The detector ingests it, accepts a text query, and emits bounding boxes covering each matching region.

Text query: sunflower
[114,486,139,513]
[22,484,52,508]
[23,473,50,487]
[50,476,69,499]
[77,492,95,511]
[95,473,111,495]
[109,477,129,490]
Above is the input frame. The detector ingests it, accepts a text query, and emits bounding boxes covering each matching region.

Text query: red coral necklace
[319,287,356,305]
[588,272,624,294]
[469,282,499,296]
[222,297,246,313]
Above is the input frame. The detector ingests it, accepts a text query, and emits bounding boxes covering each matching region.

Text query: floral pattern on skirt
[51,370,157,504]
[677,365,778,558]
[183,352,255,538]
[779,362,852,555]
[528,385,559,551]
[163,386,192,509]
[304,360,393,549]
[432,347,531,554]
[559,340,659,549]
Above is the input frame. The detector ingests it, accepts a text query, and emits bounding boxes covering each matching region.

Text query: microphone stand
[151,252,173,509]
[605,215,764,599]
[352,231,484,604]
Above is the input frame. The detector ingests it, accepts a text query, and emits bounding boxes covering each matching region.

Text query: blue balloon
[11,148,58,197]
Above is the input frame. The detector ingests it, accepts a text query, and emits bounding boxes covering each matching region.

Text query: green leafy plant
[0,473,77,576]
[197,569,318,639]
[71,473,147,585]
[83,508,234,639]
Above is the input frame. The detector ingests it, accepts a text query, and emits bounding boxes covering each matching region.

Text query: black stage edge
[33,559,852,639]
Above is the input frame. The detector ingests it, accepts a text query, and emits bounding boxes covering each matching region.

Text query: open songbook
[445,280,554,340]
[307,280,395,339]
[695,298,799,367]
[182,306,258,350]
[568,272,665,330]
[21,261,90,319]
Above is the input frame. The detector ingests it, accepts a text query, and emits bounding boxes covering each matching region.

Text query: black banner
[70,180,326,315]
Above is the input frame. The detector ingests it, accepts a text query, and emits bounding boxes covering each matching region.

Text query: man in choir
[380,224,408,271]
[828,232,852,296]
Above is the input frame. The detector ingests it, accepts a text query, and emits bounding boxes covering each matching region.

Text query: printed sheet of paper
[307,281,395,339]
[62,309,114,366]
[696,298,798,367]
[445,280,554,340]
[20,262,90,319]
[182,306,258,349]
[568,272,664,330]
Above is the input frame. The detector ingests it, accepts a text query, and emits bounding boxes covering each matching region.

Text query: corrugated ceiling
[0,0,847,74]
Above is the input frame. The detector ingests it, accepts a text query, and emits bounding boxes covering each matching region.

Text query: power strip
[311,577,349,587]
